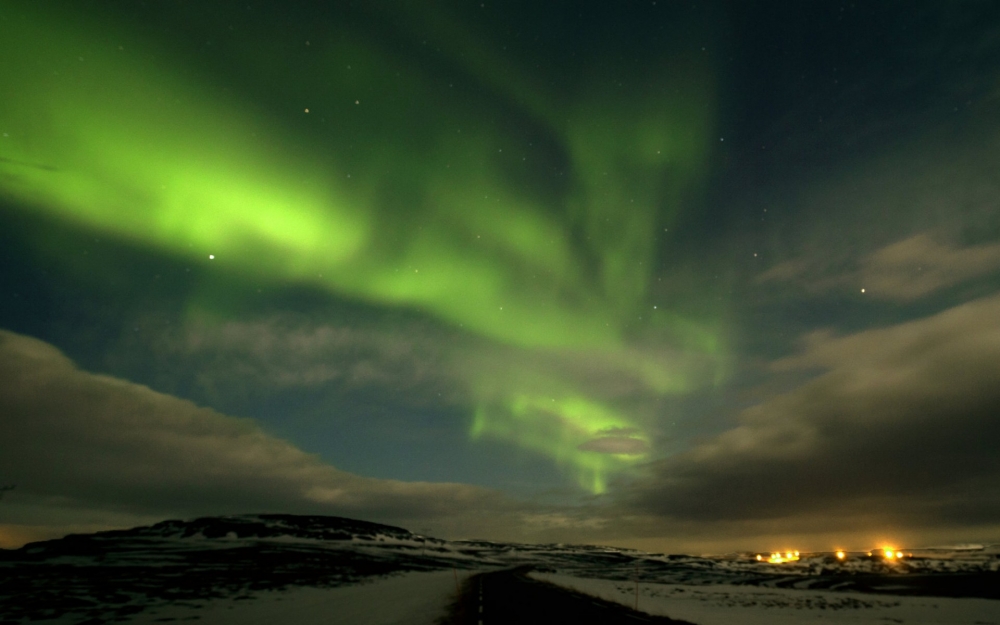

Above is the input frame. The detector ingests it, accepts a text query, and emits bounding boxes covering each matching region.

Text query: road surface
[443,567,696,625]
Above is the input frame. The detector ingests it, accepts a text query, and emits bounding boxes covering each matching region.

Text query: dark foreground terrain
[0,515,452,624]
[1,514,998,623]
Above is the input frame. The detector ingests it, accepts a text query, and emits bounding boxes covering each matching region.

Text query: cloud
[0,329,536,543]
[757,233,1000,301]
[126,313,723,494]
[0,326,654,549]
[745,101,1000,309]
[167,316,460,400]
[578,437,649,455]
[627,293,1000,535]
[157,314,717,405]
[860,234,1000,300]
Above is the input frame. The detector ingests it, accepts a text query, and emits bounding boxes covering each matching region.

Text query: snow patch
[530,572,1000,625]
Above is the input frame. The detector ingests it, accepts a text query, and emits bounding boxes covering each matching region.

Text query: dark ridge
[8,513,415,557]
[140,513,415,541]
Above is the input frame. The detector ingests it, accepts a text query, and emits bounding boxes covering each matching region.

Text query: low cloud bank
[627,294,1000,545]
[0,330,532,545]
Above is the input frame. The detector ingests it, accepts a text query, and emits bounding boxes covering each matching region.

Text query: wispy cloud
[861,234,1000,300]
[171,316,461,401]
[757,233,1000,301]
[132,313,724,493]
[162,314,719,405]
[577,437,649,455]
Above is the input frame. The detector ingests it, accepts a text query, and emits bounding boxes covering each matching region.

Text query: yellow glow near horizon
[767,551,800,564]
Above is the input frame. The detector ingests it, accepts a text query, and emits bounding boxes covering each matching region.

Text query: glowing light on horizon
[766,551,800,564]
[868,546,906,561]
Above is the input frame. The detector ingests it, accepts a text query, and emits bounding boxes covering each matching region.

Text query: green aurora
[0,2,727,492]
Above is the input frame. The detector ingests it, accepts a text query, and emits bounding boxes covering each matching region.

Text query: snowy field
[17,570,466,625]
[121,571,463,625]
[531,572,1000,625]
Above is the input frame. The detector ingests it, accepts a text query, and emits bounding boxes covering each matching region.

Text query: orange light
[835,550,845,559]
[756,554,762,561]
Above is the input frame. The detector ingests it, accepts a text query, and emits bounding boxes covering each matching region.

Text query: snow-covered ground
[531,572,1000,625]
[120,570,465,625]
[19,570,472,625]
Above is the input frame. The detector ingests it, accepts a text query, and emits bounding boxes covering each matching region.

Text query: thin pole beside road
[634,560,639,611]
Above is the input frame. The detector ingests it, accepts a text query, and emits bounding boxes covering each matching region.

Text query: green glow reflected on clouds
[0,3,724,492]
[471,394,649,494]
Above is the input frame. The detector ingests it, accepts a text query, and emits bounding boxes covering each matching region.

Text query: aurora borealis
[0,1,716,352]
[4,0,1000,554]
[1,0,724,494]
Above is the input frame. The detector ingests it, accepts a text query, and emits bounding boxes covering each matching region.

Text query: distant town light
[836,550,845,559]
[767,551,800,564]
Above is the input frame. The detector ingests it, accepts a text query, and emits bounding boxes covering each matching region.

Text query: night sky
[3,0,1000,554]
